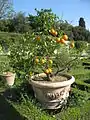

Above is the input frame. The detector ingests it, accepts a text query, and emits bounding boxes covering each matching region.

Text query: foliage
[0,32,21,74]
[9,27,76,81]
[69,66,90,92]
[0,0,13,19]
[55,88,90,120]
[79,17,86,28]
[0,55,14,74]
[9,12,32,33]
[0,32,21,52]
[56,101,90,120]
[68,88,90,107]
[0,19,10,31]
[12,94,56,120]
[55,20,74,39]
[28,8,59,32]
[0,12,32,33]
[75,41,88,52]
[0,66,90,120]
[72,26,90,42]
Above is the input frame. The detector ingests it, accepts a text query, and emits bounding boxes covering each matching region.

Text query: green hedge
[56,101,90,120]
[56,88,90,120]
[0,32,22,52]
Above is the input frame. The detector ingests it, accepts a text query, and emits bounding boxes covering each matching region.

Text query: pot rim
[30,73,75,88]
[0,72,16,77]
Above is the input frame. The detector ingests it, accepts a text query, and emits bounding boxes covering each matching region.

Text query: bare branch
[0,0,13,19]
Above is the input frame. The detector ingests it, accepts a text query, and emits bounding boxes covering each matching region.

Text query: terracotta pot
[2,72,15,86]
[30,73,75,109]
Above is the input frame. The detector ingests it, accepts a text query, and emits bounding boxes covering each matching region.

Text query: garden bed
[0,67,90,120]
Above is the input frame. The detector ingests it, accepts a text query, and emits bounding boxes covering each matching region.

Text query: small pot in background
[2,72,15,86]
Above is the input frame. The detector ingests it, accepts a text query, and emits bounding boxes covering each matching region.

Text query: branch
[55,57,78,75]
[55,67,68,75]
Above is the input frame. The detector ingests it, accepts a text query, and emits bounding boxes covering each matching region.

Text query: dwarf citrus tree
[9,27,75,80]
[9,9,76,81]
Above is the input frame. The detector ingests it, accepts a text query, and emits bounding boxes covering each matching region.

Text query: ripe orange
[62,35,68,40]
[60,39,66,44]
[49,28,57,36]
[51,28,55,33]
[54,31,58,36]
[48,68,52,73]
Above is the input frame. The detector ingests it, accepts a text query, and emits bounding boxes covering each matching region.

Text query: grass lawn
[0,65,90,120]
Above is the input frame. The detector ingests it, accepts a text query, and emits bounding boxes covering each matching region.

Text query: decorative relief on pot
[46,88,65,100]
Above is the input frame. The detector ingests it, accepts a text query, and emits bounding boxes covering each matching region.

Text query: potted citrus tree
[28,28,75,109]
[9,9,75,109]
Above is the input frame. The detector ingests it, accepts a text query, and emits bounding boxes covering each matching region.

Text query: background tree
[0,0,13,19]
[79,17,86,28]
[72,26,90,42]
[0,19,10,31]
[0,12,32,33]
[8,12,31,33]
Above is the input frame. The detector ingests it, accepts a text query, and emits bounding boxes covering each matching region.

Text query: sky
[13,0,90,30]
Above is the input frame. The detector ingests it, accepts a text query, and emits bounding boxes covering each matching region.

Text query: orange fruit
[49,28,57,36]
[56,38,60,43]
[54,31,58,36]
[48,68,52,73]
[60,39,66,44]
[51,28,55,33]
[41,59,45,64]
[62,35,68,40]
[70,42,74,48]
[35,58,39,63]
[45,69,50,74]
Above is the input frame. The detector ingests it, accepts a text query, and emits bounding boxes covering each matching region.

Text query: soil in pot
[32,73,70,82]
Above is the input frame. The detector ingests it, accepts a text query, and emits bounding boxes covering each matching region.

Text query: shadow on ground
[2,82,34,103]
[0,94,27,120]
[0,81,34,120]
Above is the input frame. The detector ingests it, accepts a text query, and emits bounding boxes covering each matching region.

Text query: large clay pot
[30,73,75,109]
[2,72,15,86]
